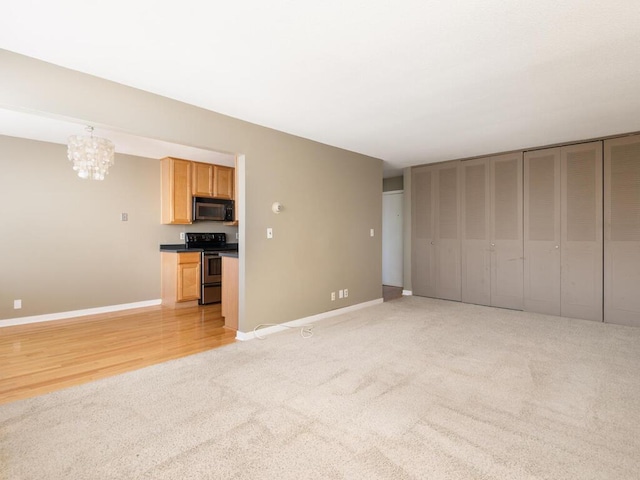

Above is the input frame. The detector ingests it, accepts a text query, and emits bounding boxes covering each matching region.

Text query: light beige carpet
[2,296,640,480]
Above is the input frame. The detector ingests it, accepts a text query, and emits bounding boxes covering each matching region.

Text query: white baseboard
[402,290,412,296]
[0,299,162,328]
[236,298,384,341]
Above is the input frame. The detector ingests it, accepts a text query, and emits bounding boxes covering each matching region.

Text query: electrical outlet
[120,212,128,222]
[235,232,239,240]
[179,232,185,240]
[14,299,22,309]
[339,289,344,299]
[331,292,336,301]
[344,289,349,298]
[267,228,273,239]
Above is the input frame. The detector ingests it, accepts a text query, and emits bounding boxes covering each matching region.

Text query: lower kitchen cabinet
[221,255,238,330]
[161,252,201,307]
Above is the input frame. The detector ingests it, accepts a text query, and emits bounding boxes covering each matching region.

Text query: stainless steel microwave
[192,197,234,222]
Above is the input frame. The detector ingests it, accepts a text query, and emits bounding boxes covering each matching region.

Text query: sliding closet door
[434,161,461,301]
[461,158,491,306]
[411,166,436,297]
[490,152,524,310]
[605,135,640,327]
[524,149,561,315]
[561,142,602,321]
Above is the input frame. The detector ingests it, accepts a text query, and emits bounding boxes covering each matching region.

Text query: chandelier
[67,126,115,180]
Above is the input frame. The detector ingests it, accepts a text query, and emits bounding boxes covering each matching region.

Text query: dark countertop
[160,243,239,253]
[219,252,238,259]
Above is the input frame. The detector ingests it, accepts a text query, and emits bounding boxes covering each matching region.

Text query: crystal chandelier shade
[67,126,115,180]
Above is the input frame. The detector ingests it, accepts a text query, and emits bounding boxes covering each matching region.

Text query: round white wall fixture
[272,202,283,213]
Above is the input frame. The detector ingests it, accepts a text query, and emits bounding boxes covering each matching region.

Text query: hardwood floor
[0,304,235,405]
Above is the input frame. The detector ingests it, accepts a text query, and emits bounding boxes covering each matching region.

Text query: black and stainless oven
[201,252,222,304]
[185,232,236,305]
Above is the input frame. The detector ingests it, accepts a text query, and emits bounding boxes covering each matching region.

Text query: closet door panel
[605,136,640,326]
[524,149,561,315]
[411,167,436,297]
[490,153,524,310]
[461,159,491,306]
[606,245,640,325]
[434,162,461,301]
[561,142,603,321]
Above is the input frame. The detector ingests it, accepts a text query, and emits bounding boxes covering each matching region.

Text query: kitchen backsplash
[158,223,239,244]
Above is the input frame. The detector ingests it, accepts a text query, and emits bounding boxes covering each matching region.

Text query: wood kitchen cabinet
[191,162,234,200]
[162,157,235,224]
[213,165,234,200]
[161,252,201,307]
[221,255,238,330]
[192,161,214,197]
[161,157,192,224]
[223,159,239,225]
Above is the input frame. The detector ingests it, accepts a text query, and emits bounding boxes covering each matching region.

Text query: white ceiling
[1,1,640,177]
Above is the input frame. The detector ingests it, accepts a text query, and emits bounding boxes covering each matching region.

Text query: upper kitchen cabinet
[192,162,234,200]
[192,161,214,197]
[161,157,192,224]
[162,158,236,225]
[213,165,234,200]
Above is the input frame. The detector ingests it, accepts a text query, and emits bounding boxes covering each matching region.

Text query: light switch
[370,228,374,237]
[267,228,273,239]
[120,213,128,222]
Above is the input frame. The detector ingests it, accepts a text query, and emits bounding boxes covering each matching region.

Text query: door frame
[383,190,404,287]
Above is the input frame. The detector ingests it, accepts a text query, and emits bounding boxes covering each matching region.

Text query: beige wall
[0,135,238,320]
[383,176,403,192]
[0,50,383,331]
